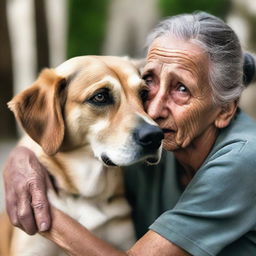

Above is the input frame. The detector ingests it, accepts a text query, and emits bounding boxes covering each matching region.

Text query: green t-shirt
[124,109,256,256]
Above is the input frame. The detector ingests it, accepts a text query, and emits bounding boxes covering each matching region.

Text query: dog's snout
[134,123,164,150]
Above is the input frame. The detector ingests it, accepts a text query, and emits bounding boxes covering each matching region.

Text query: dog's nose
[134,123,164,150]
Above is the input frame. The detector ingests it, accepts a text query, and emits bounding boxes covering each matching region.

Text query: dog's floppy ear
[8,69,67,155]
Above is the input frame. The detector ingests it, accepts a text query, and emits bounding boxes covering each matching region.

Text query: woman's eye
[171,82,191,105]
[177,83,189,93]
[143,75,154,86]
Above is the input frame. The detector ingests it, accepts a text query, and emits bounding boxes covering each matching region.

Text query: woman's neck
[173,125,219,174]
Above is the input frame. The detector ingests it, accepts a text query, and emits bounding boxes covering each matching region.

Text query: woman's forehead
[145,37,209,79]
[147,36,208,66]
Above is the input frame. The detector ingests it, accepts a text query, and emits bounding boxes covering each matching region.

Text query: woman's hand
[3,146,52,235]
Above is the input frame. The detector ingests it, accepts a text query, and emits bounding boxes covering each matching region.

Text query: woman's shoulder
[212,109,256,157]
[228,108,256,140]
[201,109,256,178]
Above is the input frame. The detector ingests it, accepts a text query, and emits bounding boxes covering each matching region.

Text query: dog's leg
[0,213,13,256]
[10,228,63,256]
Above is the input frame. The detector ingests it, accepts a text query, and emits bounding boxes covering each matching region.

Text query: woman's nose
[146,92,168,120]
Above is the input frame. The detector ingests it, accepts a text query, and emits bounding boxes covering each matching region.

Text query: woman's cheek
[175,111,197,148]
[148,85,159,99]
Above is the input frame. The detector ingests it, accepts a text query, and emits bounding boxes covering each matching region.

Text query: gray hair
[146,12,250,106]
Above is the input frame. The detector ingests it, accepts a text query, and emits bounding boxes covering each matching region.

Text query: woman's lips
[162,128,175,133]
[162,128,175,139]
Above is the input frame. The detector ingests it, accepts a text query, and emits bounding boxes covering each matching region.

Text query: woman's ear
[214,101,238,129]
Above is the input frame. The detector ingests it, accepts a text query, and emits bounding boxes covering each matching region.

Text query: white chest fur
[13,138,136,254]
[44,148,136,250]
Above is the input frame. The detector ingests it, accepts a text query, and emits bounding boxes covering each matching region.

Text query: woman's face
[143,36,222,151]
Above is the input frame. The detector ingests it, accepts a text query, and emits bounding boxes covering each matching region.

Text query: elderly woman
[4,11,256,256]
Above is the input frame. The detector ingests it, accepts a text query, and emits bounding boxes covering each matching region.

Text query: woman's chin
[163,140,179,151]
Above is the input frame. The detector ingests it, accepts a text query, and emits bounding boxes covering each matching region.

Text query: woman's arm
[41,207,126,256]
[42,207,191,256]
[4,146,190,256]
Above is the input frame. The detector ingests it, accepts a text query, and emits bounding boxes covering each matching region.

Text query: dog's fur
[6,56,162,256]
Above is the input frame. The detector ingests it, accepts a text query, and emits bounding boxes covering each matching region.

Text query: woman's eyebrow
[142,65,157,76]
[142,70,153,77]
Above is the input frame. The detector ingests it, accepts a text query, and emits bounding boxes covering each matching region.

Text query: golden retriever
[6,56,163,256]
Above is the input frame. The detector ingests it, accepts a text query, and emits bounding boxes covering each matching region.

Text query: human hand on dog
[3,146,52,235]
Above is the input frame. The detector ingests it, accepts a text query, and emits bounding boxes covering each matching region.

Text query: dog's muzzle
[100,121,164,167]
[133,122,164,151]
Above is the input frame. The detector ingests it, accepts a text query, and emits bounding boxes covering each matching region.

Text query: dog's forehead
[99,56,143,88]
[55,56,104,76]
[54,56,142,89]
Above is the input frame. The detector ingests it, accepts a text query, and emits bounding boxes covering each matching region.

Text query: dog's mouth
[101,154,117,166]
[146,156,159,165]
[101,153,160,167]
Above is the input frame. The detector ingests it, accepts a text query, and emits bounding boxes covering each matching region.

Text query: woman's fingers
[30,178,51,232]
[17,191,37,235]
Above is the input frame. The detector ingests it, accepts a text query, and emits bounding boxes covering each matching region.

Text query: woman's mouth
[162,128,175,134]
[162,128,175,139]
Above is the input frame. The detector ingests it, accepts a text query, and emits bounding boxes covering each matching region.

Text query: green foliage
[159,0,231,19]
[67,0,109,58]
[67,0,232,58]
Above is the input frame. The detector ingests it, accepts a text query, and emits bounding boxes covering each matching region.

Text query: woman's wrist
[41,207,127,256]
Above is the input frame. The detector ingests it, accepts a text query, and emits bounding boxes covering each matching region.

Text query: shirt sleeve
[149,141,256,256]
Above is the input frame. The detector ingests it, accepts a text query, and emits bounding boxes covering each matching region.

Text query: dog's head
[8,56,163,166]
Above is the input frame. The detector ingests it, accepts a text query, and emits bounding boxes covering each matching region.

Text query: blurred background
[1,0,256,211]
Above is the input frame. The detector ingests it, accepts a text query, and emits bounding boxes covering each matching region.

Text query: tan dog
[7,56,163,256]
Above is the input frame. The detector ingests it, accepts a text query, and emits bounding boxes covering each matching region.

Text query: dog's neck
[40,146,124,200]
[20,136,124,200]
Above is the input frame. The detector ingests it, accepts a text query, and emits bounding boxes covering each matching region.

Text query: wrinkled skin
[3,146,52,234]
[143,36,236,171]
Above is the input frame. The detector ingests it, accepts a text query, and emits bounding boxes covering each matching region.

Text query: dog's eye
[87,88,114,106]
[93,93,107,103]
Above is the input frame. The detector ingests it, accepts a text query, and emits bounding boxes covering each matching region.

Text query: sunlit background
[1,0,256,211]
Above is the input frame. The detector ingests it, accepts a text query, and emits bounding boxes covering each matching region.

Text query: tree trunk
[0,0,16,139]
[34,0,50,71]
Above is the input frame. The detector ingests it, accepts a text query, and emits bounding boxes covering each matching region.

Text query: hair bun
[243,52,256,86]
